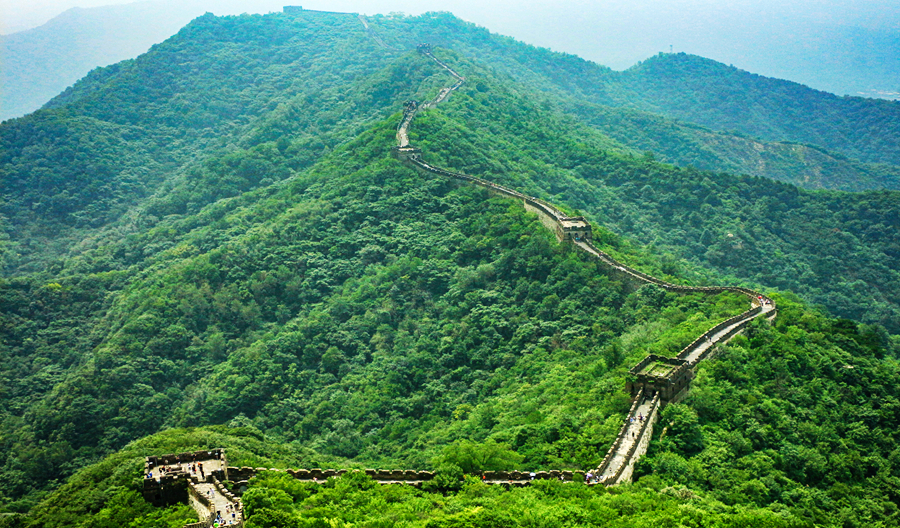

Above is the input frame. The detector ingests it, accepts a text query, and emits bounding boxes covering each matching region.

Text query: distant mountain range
[0,0,286,121]
[3,0,900,123]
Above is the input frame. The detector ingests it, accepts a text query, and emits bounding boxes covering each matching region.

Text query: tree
[245,508,296,528]
[433,440,524,474]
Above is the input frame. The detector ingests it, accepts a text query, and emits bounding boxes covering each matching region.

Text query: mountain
[567,100,900,192]
[1,10,899,527]
[353,15,900,191]
[618,52,900,167]
[0,0,287,121]
[3,12,898,325]
[6,7,900,195]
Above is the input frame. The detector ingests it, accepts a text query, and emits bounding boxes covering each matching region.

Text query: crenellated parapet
[223,466,579,486]
[283,6,357,16]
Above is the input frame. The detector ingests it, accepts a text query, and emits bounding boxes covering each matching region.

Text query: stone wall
[146,449,225,469]
[143,450,228,506]
[391,45,777,487]
[224,466,581,486]
[614,394,660,484]
[626,356,693,404]
[524,200,565,241]
[593,388,646,478]
[408,156,592,243]
[675,305,764,367]
[186,483,213,528]
[283,7,356,16]
[142,473,188,506]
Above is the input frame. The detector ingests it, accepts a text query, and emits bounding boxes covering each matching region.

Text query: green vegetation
[403,54,900,332]
[568,100,900,192]
[14,292,899,526]
[9,426,339,528]
[236,470,810,527]
[365,13,900,190]
[0,119,747,506]
[1,9,899,528]
[639,297,900,526]
[1,11,413,272]
[620,52,900,167]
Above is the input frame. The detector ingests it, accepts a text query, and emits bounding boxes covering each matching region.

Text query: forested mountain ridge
[3,11,900,276]
[1,9,900,528]
[356,13,900,190]
[395,52,900,333]
[619,52,900,167]
[0,11,417,274]
[5,10,900,272]
[568,100,900,192]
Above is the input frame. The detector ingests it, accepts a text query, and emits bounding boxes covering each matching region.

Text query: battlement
[558,216,592,241]
[225,466,577,487]
[386,43,777,489]
[523,200,593,242]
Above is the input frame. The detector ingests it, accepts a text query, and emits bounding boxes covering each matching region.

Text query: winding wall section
[394,44,777,485]
[145,46,779,517]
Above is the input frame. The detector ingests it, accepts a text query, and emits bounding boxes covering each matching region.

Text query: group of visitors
[585,472,606,484]
[145,461,206,480]
[212,502,240,526]
[628,412,648,439]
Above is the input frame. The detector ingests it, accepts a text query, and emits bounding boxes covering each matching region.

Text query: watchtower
[391,146,421,161]
[559,216,592,242]
[142,449,228,506]
[626,355,692,404]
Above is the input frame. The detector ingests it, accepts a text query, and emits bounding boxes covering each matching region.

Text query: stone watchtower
[391,146,422,161]
[142,449,227,506]
[626,355,692,404]
[558,217,592,242]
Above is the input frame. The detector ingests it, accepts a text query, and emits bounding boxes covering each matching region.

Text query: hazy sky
[3,0,900,72]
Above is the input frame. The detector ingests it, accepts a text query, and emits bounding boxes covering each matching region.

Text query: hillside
[1,3,189,121]
[1,11,414,273]
[619,52,900,167]
[568,100,900,192]
[3,13,899,331]
[0,0,287,121]
[6,10,900,194]
[1,9,900,528]
[353,14,900,171]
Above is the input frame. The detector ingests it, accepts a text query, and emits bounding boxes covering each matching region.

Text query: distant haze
[1,0,899,119]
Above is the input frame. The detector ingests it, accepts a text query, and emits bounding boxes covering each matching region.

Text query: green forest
[1,8,900,528]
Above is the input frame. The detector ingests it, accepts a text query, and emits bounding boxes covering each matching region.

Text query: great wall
[392,42,776,486]
[142,16,776,526]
